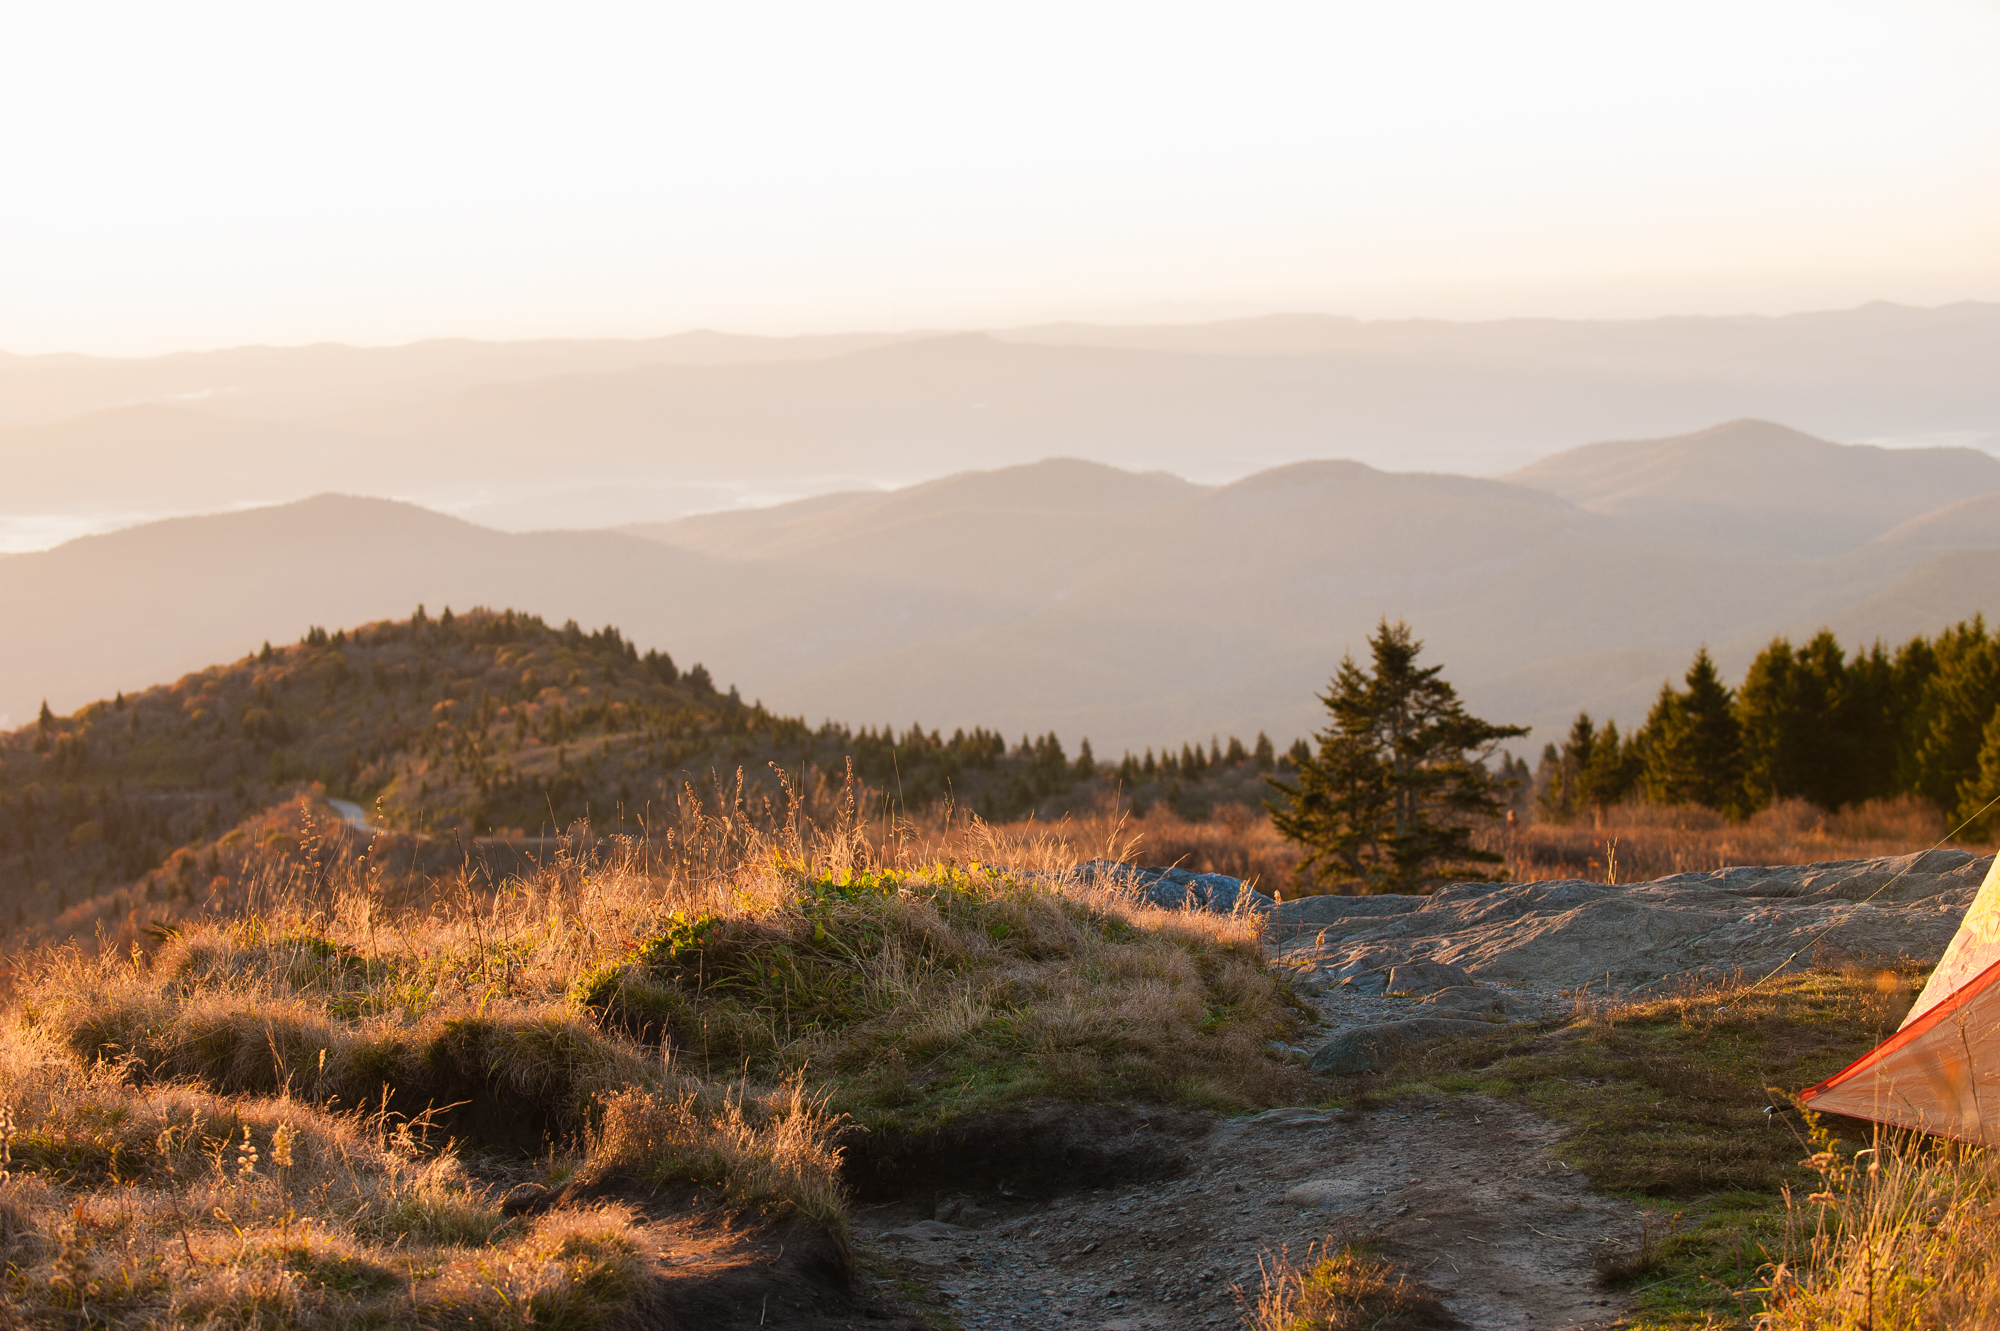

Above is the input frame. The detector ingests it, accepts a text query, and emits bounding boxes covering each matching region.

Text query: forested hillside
[0,605,1299,943]
[1537,616,2000,830]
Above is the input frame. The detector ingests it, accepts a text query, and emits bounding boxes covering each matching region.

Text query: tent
[1798,854,2000,1141]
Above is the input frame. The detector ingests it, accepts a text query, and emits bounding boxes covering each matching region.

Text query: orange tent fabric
[1798,855,2000,1141]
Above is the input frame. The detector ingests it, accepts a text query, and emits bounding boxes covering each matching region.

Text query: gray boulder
[1307,1017,1500,1076]
[1079,860,1276,915]
[1384,959,1472,995]
[1423,985,1522,1016]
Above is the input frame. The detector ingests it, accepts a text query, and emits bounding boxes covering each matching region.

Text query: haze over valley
[4,300,1996,550]
[9,411,2000,759]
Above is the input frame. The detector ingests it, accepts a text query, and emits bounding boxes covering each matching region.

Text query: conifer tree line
[1537,618,2000,833]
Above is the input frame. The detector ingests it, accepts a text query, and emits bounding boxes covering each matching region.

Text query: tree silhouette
[1639,648,1743,812]
[1269,619,1527,893]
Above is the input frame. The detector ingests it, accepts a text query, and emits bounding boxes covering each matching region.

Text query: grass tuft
[1246,1239,1458,1330]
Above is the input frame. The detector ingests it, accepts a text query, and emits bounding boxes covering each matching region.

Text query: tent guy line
[1751,787,2000,990]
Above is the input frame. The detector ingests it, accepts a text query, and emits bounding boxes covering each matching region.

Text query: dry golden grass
[0,788,1304,1325]
[953,800,1303,894]
[967,795,1982,901]
[1246,1240,1457,1331]
[1488,797,1981,886]
[1756,1124,2000,1330]
[0,1031,651,1327]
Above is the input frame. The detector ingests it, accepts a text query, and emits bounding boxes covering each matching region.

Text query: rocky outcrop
[1080,849,1986,990]
[1272,849,1990,990]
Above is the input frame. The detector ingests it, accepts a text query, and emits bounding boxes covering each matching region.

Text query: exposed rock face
[1271,850,1989,990]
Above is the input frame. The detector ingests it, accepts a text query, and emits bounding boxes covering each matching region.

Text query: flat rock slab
[880,1220,969,1244]
[1308,1017,1501,1075]
[1271,850,1991,989]
[1234,1106,1342,1130]
[1283,1178,1369,1208]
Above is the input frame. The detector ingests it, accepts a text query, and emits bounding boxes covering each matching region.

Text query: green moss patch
[1343,966,1922,1328]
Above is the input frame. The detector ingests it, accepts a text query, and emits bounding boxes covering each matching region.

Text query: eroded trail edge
[857,1096,1636,1330]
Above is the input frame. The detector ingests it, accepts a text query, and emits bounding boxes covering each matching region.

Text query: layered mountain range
[6,419,1998,755]
[5,302,1995,539]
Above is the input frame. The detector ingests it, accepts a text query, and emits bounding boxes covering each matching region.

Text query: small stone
[499,1182,549,1216]
[1284,1179,1366,1208]
[1424,984,1521,1015]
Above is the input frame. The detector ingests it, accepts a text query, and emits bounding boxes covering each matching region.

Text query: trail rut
[856,1095,1637,1330]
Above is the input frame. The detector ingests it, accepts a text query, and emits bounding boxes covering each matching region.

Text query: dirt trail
[855,1094,1638,1329]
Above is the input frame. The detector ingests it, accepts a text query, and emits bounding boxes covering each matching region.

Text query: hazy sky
[4,1,1997,355]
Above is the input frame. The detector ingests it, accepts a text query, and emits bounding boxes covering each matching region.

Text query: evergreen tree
[1955,705,2000,837]
[1269,620,1527,892]
[1577,719,1641,808]
[1532,742,1562,815]
[1074,738,1096,780]
[1638,648,1744,812]
[1818,640,1898,806]
[1253,732,1276,770]
[1737,631,1849,810]
[1907,618,2000,812]
[1536,713,1598,822]
[1492,751,1534,821]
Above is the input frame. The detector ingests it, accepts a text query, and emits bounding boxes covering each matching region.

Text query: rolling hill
[1504,419,2000,560]
[7,423,2000,762]
[0,606,1176,945]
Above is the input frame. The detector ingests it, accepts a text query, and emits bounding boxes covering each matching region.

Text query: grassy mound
[0,813,1304,1325]
[575,858,1302,1127]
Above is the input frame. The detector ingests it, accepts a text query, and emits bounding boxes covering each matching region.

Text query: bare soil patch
[853,1097,1638,1330]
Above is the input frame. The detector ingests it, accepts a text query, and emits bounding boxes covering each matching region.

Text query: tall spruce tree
[1536,713,1598,823]
[1578,718,1642,808]
[1844,640,1917,804]
[1639,647,1744,812]
[1957,707,2000,837]
[1737,632,1850,811]
[1908,618,2000,812]
[1269,620,1527,893]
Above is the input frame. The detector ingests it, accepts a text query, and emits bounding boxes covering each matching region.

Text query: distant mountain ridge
[1505,419,2000,559]
[3,302,1994,538]
[7,422,2000,760]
